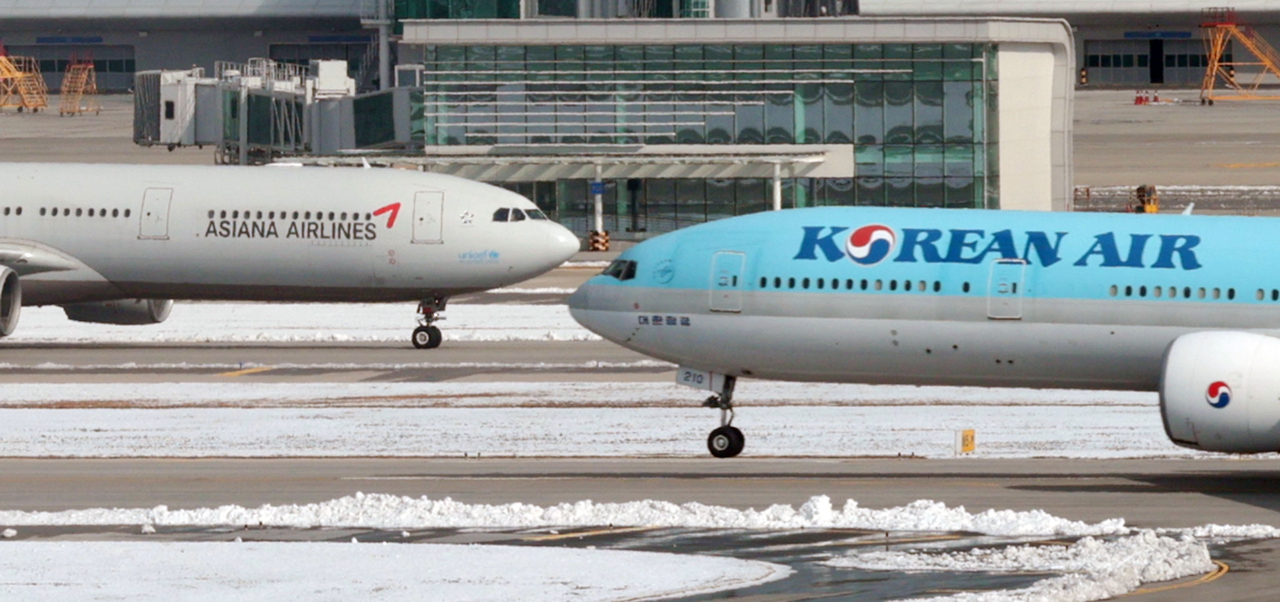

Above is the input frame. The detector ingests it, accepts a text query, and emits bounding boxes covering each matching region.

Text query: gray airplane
[0,163,579,348]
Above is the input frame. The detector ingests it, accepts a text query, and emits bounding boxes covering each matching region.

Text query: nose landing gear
[702,375,743,458]
[412,298,447,349]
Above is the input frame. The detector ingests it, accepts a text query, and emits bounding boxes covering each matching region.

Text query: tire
[425,325,443,349]
[707,426,744,458]
[412,326,436,349]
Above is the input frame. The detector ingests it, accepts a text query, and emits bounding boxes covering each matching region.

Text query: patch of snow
[2,529,14,538]
[0,541,790,602]
[6,303,598,343]
[0,494,1128,536]
[0,403,1209,458]
[826,531,1213,602]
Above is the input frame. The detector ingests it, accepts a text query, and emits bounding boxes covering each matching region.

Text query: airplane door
[987,258,1027,320]
[412,191,444,244]
[709,251,746,313]
[138,188,172,240]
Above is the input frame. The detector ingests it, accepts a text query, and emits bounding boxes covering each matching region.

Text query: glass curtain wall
[422,43,999,235]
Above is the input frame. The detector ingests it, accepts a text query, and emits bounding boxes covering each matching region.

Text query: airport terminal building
[16,0,1273,238]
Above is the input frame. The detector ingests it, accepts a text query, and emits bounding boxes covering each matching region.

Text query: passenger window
[933,281,940,292]
[1258,289,1265,301]
[802,278,810,289]
[889,280,897,291]
[774,277,781,288]
[1198,288,1206,299]
[1154,286,1163,298]
[1273,290,1279,302]
[328,212,335,220]
[112,209,119,217]
[875,280,883,291]
[760,277,767,288]
[860,279,868,290]
[493,208,510,222]
[847,279,854,290]
[1109,285,1117,297]
[1228,288,1235,300]
[13,207,19,216]
[918,280,926,292]
[293,212,300,219]
[1139,286,1147,297]
[340,212,346,221]
[788,278,795,289]
[963,282,971,293]
[1125,286,1132,297]
[512,209,527,222]
[124,209,130,217]
[1213,288,1221,300]
[39,208,46,216]
[88,209,95,217]
[75,208,82,217]
[2,208,8,216]
[817,278,824,290]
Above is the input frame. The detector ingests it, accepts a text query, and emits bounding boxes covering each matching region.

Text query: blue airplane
[568,206,1280,457]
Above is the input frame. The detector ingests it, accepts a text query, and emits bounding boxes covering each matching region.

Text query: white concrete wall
[997,44,1056,211]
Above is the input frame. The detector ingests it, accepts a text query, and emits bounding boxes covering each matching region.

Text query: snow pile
[827,531,1213,602]
[0,541,790,601]
[0,494,1127,536]
[1175,523,1280,540]
[6,303,598,343]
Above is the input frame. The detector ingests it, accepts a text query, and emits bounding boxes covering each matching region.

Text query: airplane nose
[549,225,580,265]
[567,281,590,312]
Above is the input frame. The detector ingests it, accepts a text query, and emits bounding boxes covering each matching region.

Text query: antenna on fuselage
[1182,203,1195,215]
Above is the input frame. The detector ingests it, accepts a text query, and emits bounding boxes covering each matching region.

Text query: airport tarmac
[0,457,1276,600]
[7,92,1280,599]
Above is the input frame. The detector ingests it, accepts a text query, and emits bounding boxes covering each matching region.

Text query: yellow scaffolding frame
[59,59,100,116]
[1200,7,1280,103]
[0,55,49,112]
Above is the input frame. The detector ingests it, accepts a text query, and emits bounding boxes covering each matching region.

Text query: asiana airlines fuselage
[569,206,1280,457]
[0,163,579,348]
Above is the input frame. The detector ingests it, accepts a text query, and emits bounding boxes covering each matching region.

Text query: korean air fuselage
[568,206,1275,391]
[1,163,578,305]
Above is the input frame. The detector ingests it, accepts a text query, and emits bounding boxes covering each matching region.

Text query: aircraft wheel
[707,426,745,458]
[412,325,443,349]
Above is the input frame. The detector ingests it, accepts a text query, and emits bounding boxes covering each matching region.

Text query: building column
[772,162,783,211]
[593,163,605,234]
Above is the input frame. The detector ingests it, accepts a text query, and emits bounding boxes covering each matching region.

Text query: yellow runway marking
[217,367,276,377]
[525,526,655,541]
[1218,162,1280,169]
[1126,561,1228,597]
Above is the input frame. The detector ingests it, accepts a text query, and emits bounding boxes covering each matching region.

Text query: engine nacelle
[1161,331,1280,453]
[62,299,173,326]
[0,267,20,337]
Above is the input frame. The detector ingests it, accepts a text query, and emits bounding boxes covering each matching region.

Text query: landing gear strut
[412,297,447,349]
[702,375,743,458]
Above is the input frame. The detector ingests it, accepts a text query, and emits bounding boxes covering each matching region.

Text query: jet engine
[1160,331,1280,453]
[62,299,174,325]
[0,267,20,337]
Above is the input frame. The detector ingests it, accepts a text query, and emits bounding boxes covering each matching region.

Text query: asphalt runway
[2,458,1277,600]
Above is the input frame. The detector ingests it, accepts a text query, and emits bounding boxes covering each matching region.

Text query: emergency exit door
[709,251,746,312]
[987,258,1027,320]
[138,188,172,240]
[412,191,444,244]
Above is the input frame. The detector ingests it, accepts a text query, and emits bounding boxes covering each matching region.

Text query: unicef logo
[846,225,896,266]
[1205,381,1232,409]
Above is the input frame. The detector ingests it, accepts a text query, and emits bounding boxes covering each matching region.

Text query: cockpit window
[526,209,548,220]
[493,208,510,222]
[511,209,527,221]
[603,259,637,281]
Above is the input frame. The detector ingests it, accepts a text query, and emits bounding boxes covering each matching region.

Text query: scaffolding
[0,51,49,112]
[1200,7,1280,103]
[59,54,100,116]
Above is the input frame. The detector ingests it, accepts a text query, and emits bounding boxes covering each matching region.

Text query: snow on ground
[826,531,1213,602]
[0,541,790,602]
[0,381,1153,408]
[6,303,596,343]
[0,404,1206,458]
[0,493,1130,536]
